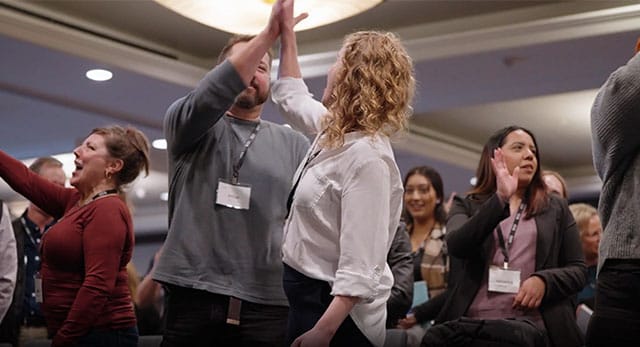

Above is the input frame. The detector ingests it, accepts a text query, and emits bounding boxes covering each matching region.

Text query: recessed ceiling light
[85,69,113,82]
[152,139,167,150]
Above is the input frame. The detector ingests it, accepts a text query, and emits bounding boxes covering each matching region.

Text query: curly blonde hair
[320,31,415,149]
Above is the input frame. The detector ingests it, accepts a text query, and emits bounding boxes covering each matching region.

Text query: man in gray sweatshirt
[153,1,309,345]
[587,39,640,347]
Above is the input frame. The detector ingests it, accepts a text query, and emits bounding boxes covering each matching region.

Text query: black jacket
[386,223,413,328]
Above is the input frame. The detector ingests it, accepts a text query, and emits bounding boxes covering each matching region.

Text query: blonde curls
[320,31,415,149]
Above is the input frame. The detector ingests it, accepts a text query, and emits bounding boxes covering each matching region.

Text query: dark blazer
[416,193,586,347]
[386,223,414,328]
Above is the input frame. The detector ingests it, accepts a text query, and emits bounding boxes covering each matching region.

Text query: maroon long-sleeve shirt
[0,151,136,346]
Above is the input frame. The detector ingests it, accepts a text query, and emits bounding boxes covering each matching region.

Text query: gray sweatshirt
[153,60,309,305]
[591,51,640,272]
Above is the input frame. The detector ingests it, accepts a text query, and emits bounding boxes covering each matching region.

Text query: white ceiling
[1,0,640,233]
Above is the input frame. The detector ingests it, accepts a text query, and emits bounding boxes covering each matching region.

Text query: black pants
[282,263,373,347]
[586,259,640,347]
[160,284,288,347]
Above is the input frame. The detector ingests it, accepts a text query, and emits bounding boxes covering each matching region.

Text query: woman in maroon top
[0,125,149,346]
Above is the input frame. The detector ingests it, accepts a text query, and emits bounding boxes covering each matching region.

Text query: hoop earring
[105,171,112,180]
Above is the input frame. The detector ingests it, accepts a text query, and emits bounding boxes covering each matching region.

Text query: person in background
[0,157,66,347]
[0,125,150,347]
[569,203,600,309]
[135,250,164,336]
[395,166,449,347]
[420,126,586,347]
[152,0,309,345]
[585,38,640,347]
[272,0,416,344]
[402,166,449,298]
[542,170,568,199]
[0,201,17,324]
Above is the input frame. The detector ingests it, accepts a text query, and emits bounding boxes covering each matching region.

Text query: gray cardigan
[591,51,640,272]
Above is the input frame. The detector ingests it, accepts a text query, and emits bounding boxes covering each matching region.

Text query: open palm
[491,148,519,201]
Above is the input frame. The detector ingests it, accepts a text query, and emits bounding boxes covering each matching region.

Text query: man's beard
[234,87,268,109]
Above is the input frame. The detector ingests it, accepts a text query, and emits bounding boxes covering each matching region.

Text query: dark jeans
[75,327,138,347]
[586,259,640,347]
[160,284,288,347]
[282,263,373,347]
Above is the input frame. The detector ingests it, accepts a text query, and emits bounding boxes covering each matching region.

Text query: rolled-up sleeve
[332,159,391,303]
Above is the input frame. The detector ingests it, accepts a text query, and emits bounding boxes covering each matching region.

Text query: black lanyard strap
[232,123,261,184]
[496,202,526,269]
[20,216,40,247]
[285,132,323,219]
[92,189,118,200]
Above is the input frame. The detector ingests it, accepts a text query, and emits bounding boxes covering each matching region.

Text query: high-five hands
[491,148,518,202]
[268,0,308,38]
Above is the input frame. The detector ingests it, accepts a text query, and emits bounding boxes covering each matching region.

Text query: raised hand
[491,148,518,202]
[279,0,308,32]
[265,0,284,39]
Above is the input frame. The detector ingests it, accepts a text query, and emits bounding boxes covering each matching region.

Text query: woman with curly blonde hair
[271,1,415,346]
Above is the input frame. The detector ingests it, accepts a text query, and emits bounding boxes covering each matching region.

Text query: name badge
[35,273,43,303]
[216,179,251,210]
[488,265,520,294]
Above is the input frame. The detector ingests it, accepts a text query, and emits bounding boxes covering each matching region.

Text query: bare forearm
[278,25,302,79]
[228,29,279,86]
[135,275,161,309]
[315,295,359,336]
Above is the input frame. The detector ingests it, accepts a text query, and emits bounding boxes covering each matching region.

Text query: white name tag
[488,265,521,294]
[216,179,251,210]
[35,274,43,303]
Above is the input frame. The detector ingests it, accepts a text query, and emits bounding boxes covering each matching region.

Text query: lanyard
[232,123,261,184]
[285,132,323,218]
[496,202,526,269]
[92,189,118,200]
[20,216,40,247]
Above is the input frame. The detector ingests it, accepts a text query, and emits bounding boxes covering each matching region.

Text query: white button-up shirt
[272,77,403,346]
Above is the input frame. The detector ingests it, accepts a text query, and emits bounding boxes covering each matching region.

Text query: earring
[105,170,112,180]
[436,199,442,204]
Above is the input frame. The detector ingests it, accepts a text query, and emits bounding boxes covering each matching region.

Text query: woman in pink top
[0,125,149,346]
[411,126,586,347]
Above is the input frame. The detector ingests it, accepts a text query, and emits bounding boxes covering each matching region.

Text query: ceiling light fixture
[152,139,167,150]
[85,69,113,82]
[153,0,383,35]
